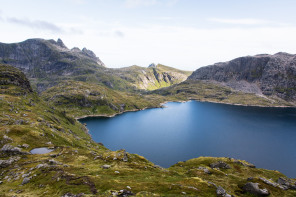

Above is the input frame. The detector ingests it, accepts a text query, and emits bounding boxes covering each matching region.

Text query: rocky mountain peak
[82,48,97,58]
[57,38,67,49]
[71,47,81,53]
[148,63,157,68]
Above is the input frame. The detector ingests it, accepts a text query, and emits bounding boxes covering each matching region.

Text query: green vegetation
[154,80,294,107]
[1,65,296,196]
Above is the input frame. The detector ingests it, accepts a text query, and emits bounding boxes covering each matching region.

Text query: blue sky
[1,0,296,70]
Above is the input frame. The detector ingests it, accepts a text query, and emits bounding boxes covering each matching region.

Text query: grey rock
[0,156,20,168]
[210,161,231,169]
[242,182,269,196]
[122,151,128,162]
[1,144,28,155]
[22,177,31,185]
[102,164,111,169]
[216,186,231,197]
[48,159,62,165]
[198,166,212,174]
[61,193,84,197]
[277,177,296,190]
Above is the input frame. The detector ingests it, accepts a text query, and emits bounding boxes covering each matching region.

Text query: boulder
[1,144,28,155]
[216,186,231,197]
[22,177,32,185]
[242,182,269,196]
[210,161,231,169]
[0,156,20,168]
[102,164,111,169]
[277,177,296,190]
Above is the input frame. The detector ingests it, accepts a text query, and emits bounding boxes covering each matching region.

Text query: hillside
[41,80,167,118]
[0,39,190,92]
[188,53,296,103]
[115,64,192,90]
[1,65,296,197]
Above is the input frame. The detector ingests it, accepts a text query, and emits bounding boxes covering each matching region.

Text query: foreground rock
[242,182,269,196]
[210,161,231,169]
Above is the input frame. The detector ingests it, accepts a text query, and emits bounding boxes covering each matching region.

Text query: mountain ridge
[188,52,296,102]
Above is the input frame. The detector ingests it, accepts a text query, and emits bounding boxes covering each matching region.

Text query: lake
[79,101,296,178]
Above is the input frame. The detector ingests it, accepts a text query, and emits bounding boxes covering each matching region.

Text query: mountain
[0,39,191,92]
[1,64,295,197]
[115,64,192,90]
[188,52,296,102]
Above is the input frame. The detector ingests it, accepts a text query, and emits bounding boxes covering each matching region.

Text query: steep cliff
[188,53,296,101]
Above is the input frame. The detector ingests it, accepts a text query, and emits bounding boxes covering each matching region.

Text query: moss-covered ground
[1,65,296,196]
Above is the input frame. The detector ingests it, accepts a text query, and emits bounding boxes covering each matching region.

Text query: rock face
[0,38,105,92]
[0,64,33,94]
[210,161,231,169]
[242,182,269,196]
[188,53,296,101]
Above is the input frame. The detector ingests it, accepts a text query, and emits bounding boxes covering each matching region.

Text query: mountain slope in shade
[0,39,191,92]
[188,52,296,102]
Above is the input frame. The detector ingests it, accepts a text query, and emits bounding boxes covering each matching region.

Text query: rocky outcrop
[1,144,29,155]
[210,161,231,169]
[242,182,269,196]
[0,64,33,93]
[188,53,296,101]
[0,38,105,92]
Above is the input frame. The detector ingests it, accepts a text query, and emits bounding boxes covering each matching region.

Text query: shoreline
[75,99,295,120]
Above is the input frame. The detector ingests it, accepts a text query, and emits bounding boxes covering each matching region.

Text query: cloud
[208,18,273,25]
[7,17,63,33]
[114,30,125,37]
[65,0,86,4]
[124,0,178,8]
[125,0,158,8]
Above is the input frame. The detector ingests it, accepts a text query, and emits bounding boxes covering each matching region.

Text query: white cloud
[124,0,178,8]
[208,18,273,25]
[125,0,158,8]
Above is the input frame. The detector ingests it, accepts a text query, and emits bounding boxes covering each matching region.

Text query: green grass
[1,65,296,196]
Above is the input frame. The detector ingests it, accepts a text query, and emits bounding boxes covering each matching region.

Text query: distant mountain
[0,38,190,92]
[188,52,296,101]
[115,64,192,90]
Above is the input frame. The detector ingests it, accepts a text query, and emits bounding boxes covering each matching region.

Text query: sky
[1,0,296,71]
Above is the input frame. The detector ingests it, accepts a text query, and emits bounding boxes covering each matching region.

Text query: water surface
[30,147,53,154]
[80,101,296,177]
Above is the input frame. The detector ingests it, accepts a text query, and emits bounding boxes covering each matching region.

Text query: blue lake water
[79,101,296,178]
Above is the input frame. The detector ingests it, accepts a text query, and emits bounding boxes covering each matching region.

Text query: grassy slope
[41,80,167,118]
[154,80,294,107]
[1,65,296,196]
[114,64,192,91]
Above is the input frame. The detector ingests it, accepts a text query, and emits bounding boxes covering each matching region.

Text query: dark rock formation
[242,182,269,196]
[210,161,231,169]
[0,38,105,92]
[188,52,296,101]
[0,64,32,93]
[1,144,29,155]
